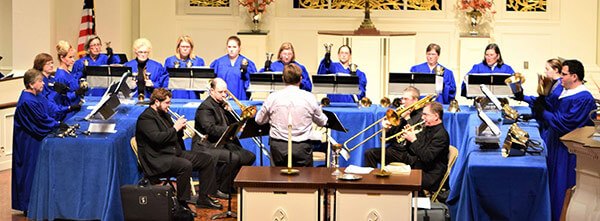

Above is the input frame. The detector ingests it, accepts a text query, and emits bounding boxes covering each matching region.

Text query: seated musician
[365,101,449,192]
[255,63,328,166]
[317,45,367,103]
[461,43,515,97]
[410,43,456,104]
[259,42,312,92]
[193,78,255,197]
[135,88,222,213]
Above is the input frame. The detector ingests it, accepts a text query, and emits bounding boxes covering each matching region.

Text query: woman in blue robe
[164,35,205,99]
[210,36,256,100]
[33,53,76,122]
[125,38,168,100]
[12,69,61,213]
[410,43,456,104]
[53,41,85,120]
[259,42,312,92]
[536,60,596,221]
[72,36,122,96]
[317,45,367,103]
[461,43,515,97]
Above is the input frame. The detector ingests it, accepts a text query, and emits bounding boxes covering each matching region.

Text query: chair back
[130,137,141,166]
[431,145,459,202]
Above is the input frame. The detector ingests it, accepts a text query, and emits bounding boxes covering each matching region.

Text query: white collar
[559,84,589,99]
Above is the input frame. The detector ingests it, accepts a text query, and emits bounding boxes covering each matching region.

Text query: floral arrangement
[457,0,496,14]
[239,0,275,15]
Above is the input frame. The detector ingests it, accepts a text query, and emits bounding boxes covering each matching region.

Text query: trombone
[385,120,426,143]
[343,94,437,152]
[167,108,206,140]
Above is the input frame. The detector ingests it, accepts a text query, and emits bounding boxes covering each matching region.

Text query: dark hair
[427,101,444,119]
[277,42,295,62]
[547,58,562,72]
[563,59,585,81]
[321,97,330,107]
[150,88,172,104]
[482,43,504,67]
[84,36,101,51]
[392,97,402,108]
[227,36,241,47]
[426,43,441,55]
[338,45,352,54]
[23,69,43,89]
[33,53,53,72]
[283,63,302,84]
[404,86,421,100]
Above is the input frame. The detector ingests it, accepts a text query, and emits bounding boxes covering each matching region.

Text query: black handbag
[120,178,175,221]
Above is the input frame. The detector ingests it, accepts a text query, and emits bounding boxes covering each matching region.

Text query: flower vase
[251,12,262,33]
[467,10,482,36]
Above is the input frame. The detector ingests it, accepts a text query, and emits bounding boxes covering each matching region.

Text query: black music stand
[84,93,120,121]
[465,74,512,98]
[312,74,361,96]
[321,110,348,167]
[85,65,132,88]
[247,71,285,92]
[166,67,215,91]
[239,118,272,166]
[388,72,437,95]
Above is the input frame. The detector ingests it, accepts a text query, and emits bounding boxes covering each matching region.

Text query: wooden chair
[431,145,458,203]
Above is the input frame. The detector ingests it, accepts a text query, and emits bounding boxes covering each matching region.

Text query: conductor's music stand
[321,110,349,168]
[239,118,272,166]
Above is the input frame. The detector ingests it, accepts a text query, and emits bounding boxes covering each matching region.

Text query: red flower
[239,0,274,15]
[457,0,496,14]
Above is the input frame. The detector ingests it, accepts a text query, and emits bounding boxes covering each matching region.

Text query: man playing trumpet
[364,100,449,193]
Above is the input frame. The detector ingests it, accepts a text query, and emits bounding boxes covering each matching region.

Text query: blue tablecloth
[27,100,144,220]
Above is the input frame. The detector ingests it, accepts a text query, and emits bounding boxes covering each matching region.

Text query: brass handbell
[501,123,529,157]
[434,65,444,76]
[448,99,460,112]
[537,74,553,96]
[350,63,358,75]
[83,59,89,66]
[324,43,333,53]
[174,61,180,68]
[504,72,526,94]
[79,78,89,90]
[186,60,192,68]
[502,104,519,122]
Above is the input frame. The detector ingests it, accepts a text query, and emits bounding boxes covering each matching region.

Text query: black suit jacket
[387,108,423,149]
[406,123,449,190]
[193,96,239,148]
[136,107,185,177]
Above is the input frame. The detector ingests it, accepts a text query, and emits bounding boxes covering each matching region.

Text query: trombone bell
[386,109,400,126]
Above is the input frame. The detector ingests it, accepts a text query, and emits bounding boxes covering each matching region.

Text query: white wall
[0,0,12,73]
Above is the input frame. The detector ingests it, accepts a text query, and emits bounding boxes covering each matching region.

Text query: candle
[288,111,293,169]
[381,129,386,172]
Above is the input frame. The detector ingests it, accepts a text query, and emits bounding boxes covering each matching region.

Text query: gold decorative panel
[506,0,547,12]
[189,0,230,7]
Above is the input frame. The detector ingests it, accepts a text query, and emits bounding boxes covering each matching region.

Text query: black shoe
[210,190,230,199]
[197,196,223,210]
[182,204,198,217]
[211,198,219,204]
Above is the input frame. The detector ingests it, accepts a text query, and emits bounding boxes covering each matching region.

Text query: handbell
[186,60,192,68]
[434,65,444,76]
[174,61,180,68]
[448,99,460,112]
[502,104,519,122]
[79,78,89,90]
[349,63,358,75]
[537,74,553,96]
[83,59,89,66]
[501,123,529,157]
[504,72,526,94]
[324,43,333,53]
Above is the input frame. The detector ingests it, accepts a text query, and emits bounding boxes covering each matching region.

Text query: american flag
[77,0,96,59]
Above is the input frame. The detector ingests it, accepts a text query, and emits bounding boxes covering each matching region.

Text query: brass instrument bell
[324,43,333,53]
[385,109,401,126]
[434,65,444,76]
[174,61,180,68]
[504,72,526,94]
[448,99,460,112]
[537,74,553,96]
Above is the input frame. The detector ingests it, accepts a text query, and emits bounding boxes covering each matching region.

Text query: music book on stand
[312,74,360,95]
[388,72,437,95]
[166,67,215,91]
[215,119,247,147]
[247,71,284,92]
[86,65,132,88]
[465,74,512,98]
[239,118,270,139]
[322,110,348,132]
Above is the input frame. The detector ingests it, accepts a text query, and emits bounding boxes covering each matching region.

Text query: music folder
[166,67,215,91]
[85,65,132,88]
[239,118,270,139]
[322,110,348,132]
[465,74,512,98]
[312,74,360,95]
[388,72,436,95]
[247,71,285,92]
[215,119,247,147]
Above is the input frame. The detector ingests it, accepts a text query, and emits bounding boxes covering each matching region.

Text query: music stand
[85,65,132,88]
[247,71,285,92]
[312,74,360,95]
[388,72,437,95]
[321,110,349,167]
[239,118,272,166]
[166,67,215,91]
[103,72,132,99]
[84,93,120,121]
[465,74,512,98]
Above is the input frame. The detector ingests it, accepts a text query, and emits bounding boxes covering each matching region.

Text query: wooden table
[561,126,600,221]
[234,166,422,221]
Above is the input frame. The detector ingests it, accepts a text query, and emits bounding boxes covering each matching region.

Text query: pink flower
[239,0,274,15]
[457,0,496,14]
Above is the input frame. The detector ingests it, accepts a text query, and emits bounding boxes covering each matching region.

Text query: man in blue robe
[210,36,256,100]
[410,43,456,104]
[317,45,367,103]
[125,38,168,100]
[259,42,312,92]
[12,69,64,213]
[461,43,515,97]
[164,35,206,99]
[534,59,596,221]
[72,36,121,96]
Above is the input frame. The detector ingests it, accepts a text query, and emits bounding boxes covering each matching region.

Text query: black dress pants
[193,141,255,194]
[156,151,217,201]
[269,138,313,167]
[363,147,413,168]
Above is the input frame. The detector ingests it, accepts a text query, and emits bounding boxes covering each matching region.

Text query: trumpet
[343,94,437,152]
[386,121,426,143]
[167,108,206,140]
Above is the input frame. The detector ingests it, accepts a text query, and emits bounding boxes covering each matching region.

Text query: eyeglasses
[560,72,572,76]
[89,43,101,48]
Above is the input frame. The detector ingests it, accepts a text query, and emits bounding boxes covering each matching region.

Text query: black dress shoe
[211,198,219,204]
[197,196,223,210]
[182,205,198,217]
[210,190,230,199]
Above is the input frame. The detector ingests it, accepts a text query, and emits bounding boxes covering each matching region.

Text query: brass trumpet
[385,121,426,143]
[167,108,206,140]
[343,94,437,152]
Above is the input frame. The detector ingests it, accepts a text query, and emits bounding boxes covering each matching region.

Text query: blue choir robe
[410,62,457,104]
[460,62,515,97]
[541,86,596,221]
[12,90,59,212]
[54,68,82,120]
[42,75,69,121]
[73,54,121,96]
[317,59,367,103]
[259,61,313,92]
[210,55,257,100]
[523,79,563,140]
[164,56,205,99]
[125,59,169,99]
